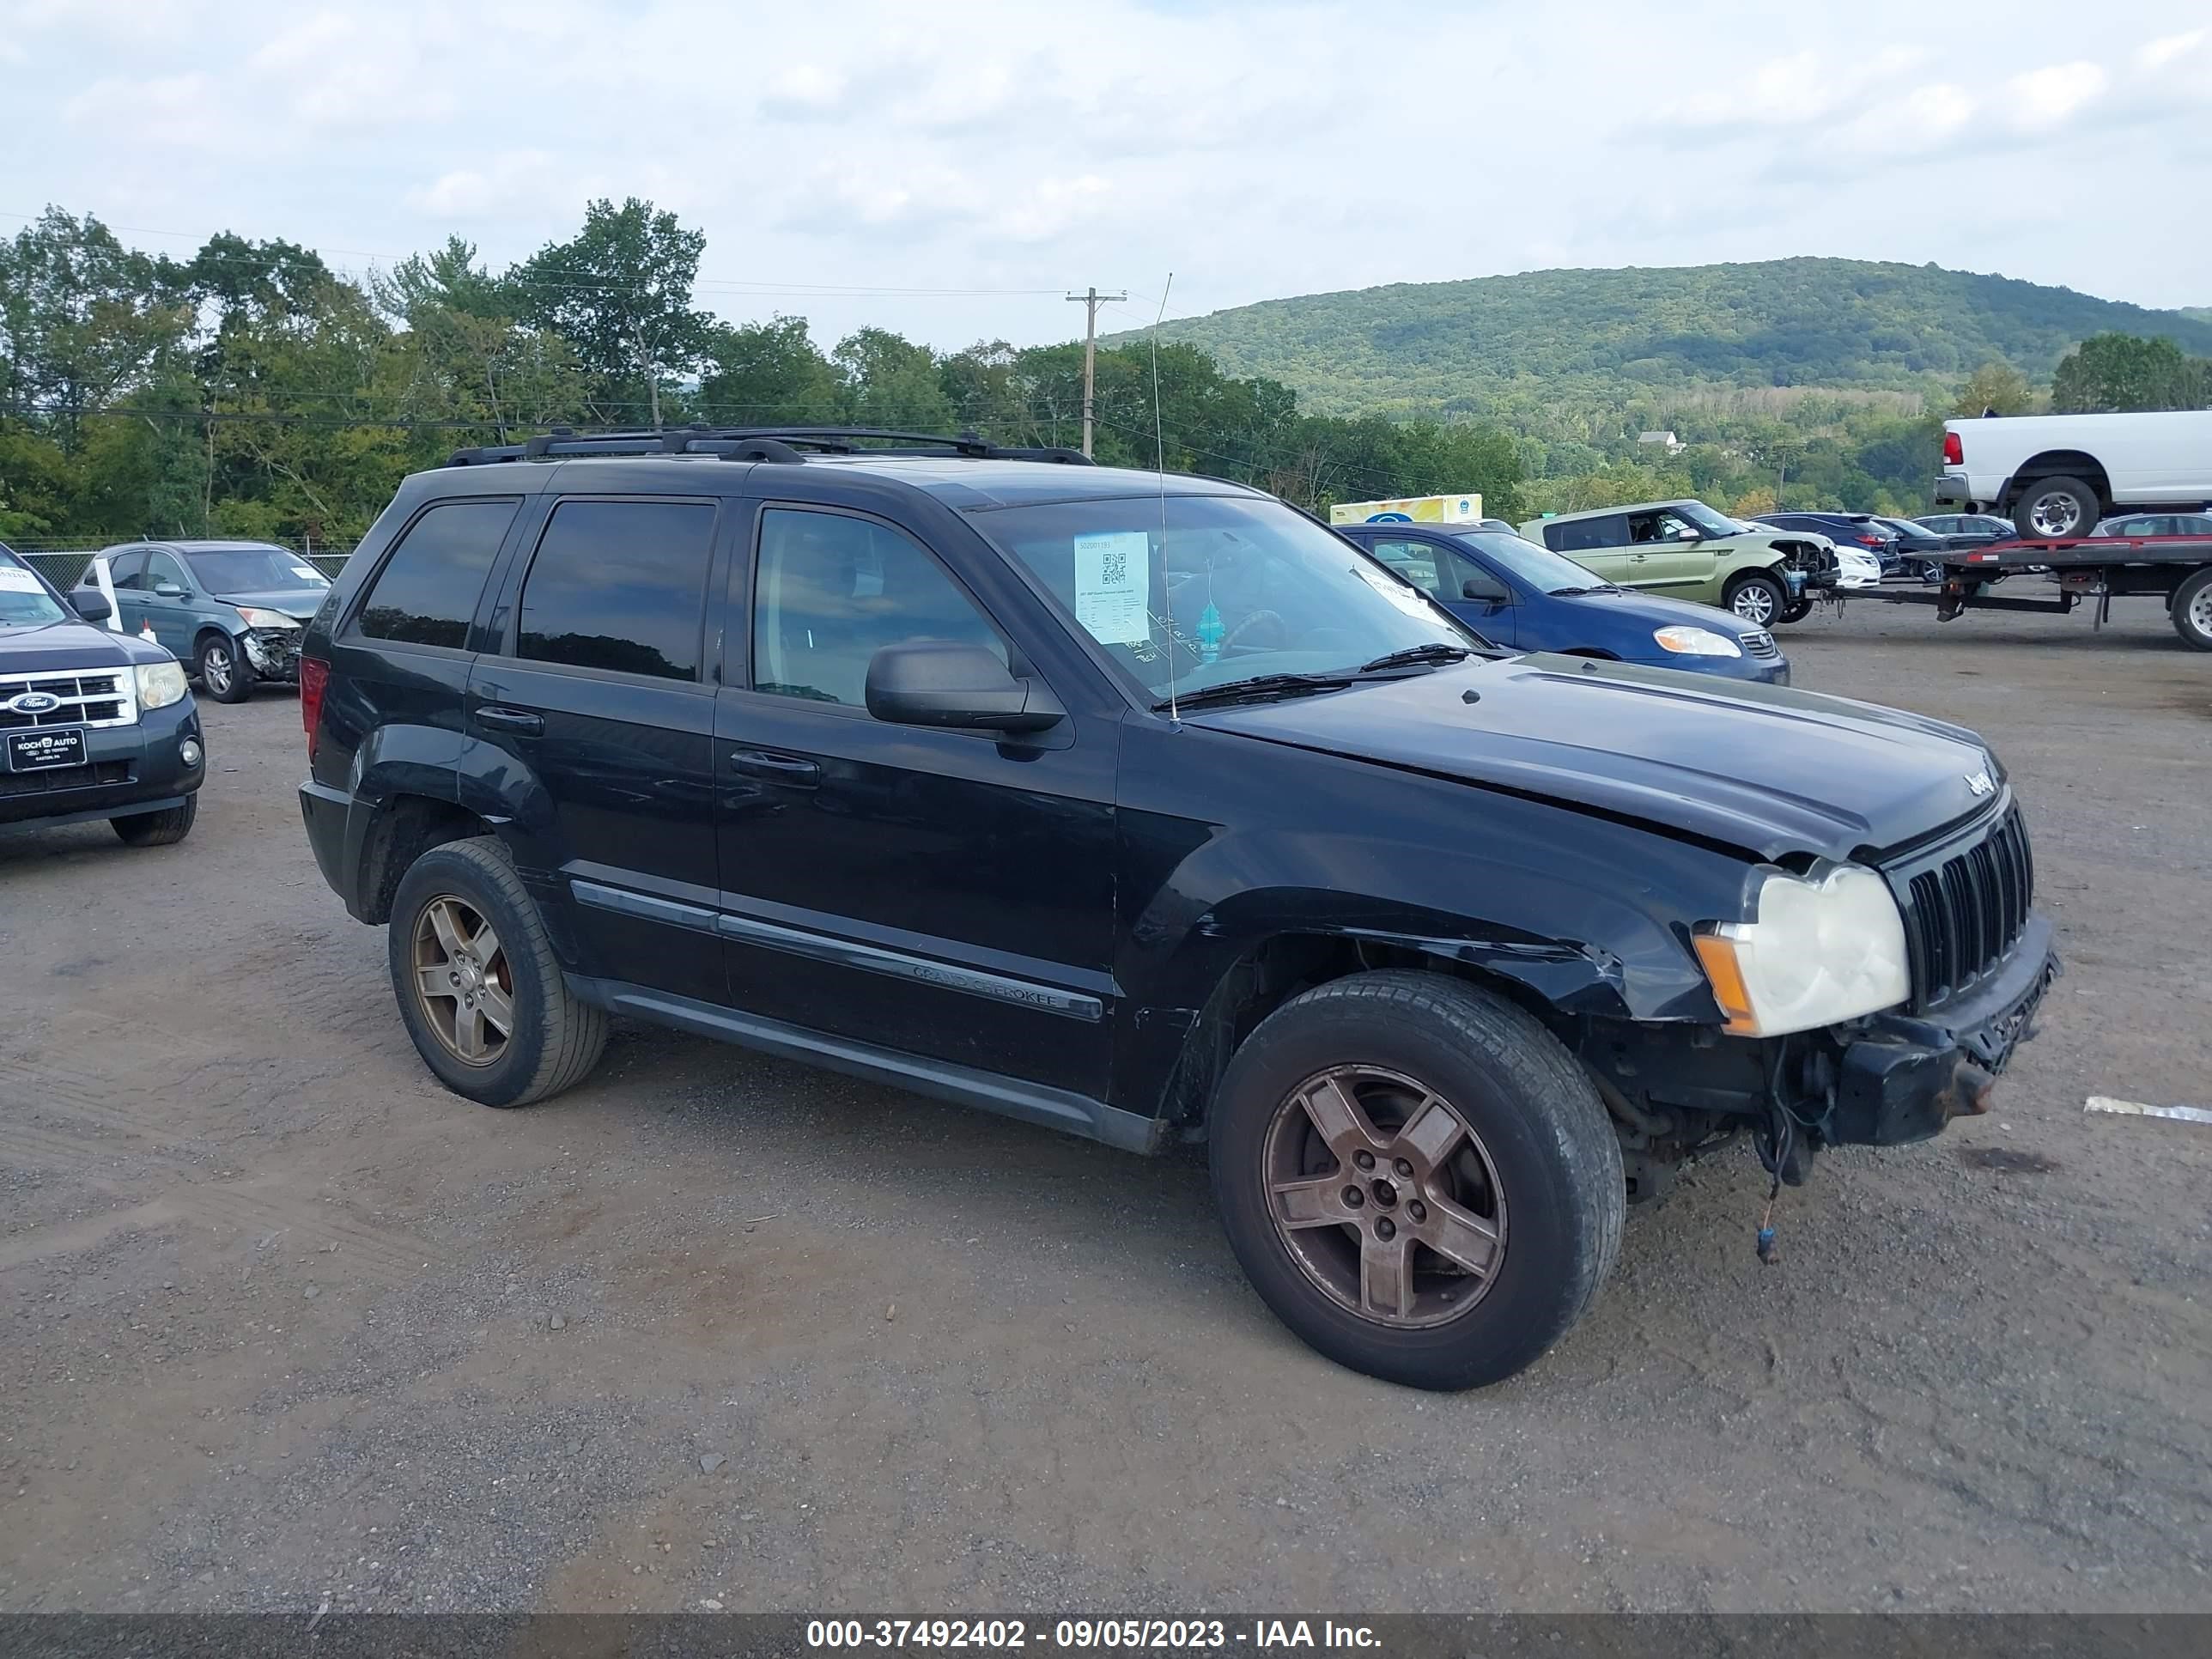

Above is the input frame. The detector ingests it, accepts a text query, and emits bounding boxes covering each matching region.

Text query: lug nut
[1353,1150,1375,1171]
[1395,1158,1414,1177]
[1407,1200,1427,1223]
[1375,1218,1396,1241]
[1342,1186,1364,1209]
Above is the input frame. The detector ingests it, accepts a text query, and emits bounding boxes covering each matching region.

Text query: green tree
[832,327,953,430]
[508,198,715,422]
[1951,362,2035,416]
[2051,332,2211,412]
[698,316,841,423]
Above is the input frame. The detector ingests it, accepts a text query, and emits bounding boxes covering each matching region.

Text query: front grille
[1896,805,2034,1006]
[0,761,131,798]
[0,666,137,730]
[1740,629,1779,659]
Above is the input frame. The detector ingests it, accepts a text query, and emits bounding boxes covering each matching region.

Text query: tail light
[299,656,330,761]
[1942,430,1964,465]
[1859,535,1884,547]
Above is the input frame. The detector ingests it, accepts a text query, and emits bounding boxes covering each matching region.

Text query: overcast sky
[9,0,2209,351]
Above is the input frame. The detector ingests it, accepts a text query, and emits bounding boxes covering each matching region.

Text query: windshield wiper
[1355,642,1471,672]
[1547,585,1624,597]
[1153,672,1353,712]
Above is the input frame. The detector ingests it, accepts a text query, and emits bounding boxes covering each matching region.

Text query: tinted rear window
[517,499,716,683]
[1547,515,1625,553]
[356,500,519,649]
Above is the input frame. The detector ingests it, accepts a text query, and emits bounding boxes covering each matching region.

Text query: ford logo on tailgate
[5,691,63,715]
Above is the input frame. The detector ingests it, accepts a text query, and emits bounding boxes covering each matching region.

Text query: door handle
[730,750,820,785]
[475,705,544,736]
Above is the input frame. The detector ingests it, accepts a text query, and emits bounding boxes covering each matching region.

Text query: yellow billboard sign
[1327,493,1484,526]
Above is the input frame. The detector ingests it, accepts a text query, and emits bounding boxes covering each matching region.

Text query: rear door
[465,494,727,1005]
[97,547,148,632]
[712,500,1118,1103]
[1546,514,1634,585]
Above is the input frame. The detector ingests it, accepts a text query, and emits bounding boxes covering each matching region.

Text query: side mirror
[71,590,113,623]
[152,580,186,599]
[1671,525,1703,541]
[1461,579,1508,604]
[865,642,1065,734]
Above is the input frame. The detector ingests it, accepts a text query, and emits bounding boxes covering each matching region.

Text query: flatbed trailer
[1880,534,2212,651]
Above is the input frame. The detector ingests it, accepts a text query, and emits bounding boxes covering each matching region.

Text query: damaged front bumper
[1826,914,2060,1146]
[240,625,303,682]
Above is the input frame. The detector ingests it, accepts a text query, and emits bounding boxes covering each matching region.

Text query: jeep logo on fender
[1965,769,1995,797]
[4,690,63,716]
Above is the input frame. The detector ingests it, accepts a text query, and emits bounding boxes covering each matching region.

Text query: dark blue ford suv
[297,428,2058,1390]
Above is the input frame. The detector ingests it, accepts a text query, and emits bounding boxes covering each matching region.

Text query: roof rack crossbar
[442,425,1097,468]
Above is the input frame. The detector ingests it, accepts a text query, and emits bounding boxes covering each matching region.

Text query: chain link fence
[16,544,356,591]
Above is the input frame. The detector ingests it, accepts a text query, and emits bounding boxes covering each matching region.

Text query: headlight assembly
[1694,862,1910,1036]
[1653,625,1743,658]
[135,659,190,710]
[236,607,301,630]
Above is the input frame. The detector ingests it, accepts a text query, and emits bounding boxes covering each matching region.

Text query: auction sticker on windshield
[1073,531,1150,645]
[0,566,45,592]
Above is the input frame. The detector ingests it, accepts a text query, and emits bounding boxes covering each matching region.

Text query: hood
[213,586,324,619]
[0,617,170,673]
[1183,653,2000,863]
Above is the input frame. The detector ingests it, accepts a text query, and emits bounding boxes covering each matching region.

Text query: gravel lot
[2,592,2207,1615]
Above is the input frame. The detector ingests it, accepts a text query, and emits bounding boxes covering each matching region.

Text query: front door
[465,495,727,1006]
[140,549,198,656]
[1363,534,1514,645]
[1618,507,1717,592]
[714,502,1117,1102]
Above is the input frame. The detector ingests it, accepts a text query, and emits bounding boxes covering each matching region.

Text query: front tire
[387,836,608,1108]
[2172,568,2212,653]
[197,634,252,703]
[111,796,197,847]
[2012,475,2100,541]
[1723,571,1787,628]
[1209,970,1624,1390]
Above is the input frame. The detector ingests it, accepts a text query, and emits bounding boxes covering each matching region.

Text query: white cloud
[2004,60,2109,129]
[10,0,2212,343]
[2137,28,2205,69]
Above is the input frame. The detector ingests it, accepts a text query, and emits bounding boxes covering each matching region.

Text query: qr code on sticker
[1099,546,1127,586]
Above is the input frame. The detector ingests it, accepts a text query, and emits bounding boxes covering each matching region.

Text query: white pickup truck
[1935,410,2212,539]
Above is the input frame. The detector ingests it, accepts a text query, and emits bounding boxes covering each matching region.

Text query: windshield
[1452,531,1607,594]
[183,546,331,594]
[973,494,1472,700]
[1674,501,1741,538]
[0,549,72,629]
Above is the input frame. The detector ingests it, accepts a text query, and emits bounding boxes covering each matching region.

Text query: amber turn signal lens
[1692,933,1759,1036]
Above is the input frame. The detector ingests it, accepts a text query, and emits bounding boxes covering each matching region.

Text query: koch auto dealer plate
[6,727,87,770]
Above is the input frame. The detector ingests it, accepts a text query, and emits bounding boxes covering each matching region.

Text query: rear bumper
[300,778,361,914]
[0,701,204,831]
[1933,472,1972,507]
[1826,914,2059,1146]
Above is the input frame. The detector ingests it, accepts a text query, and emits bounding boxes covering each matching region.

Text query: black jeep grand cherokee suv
[298,428,2058,1389]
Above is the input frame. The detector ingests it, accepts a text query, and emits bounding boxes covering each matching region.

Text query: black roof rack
[442,425,1096,468]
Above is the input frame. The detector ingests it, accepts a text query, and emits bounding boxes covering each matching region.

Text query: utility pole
[1066,286,1127,458]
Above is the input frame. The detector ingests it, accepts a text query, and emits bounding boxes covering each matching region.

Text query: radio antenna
[1152,273,1177,723]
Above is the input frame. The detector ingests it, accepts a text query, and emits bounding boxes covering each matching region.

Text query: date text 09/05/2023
[806,1620,1381,1650]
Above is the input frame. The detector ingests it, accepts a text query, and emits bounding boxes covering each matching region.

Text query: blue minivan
[1338,524,1789,684]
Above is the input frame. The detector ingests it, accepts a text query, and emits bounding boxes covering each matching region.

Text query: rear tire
[2012,475,2100,541]
[111,796,197,847]
[387,835,608,1107]
[197,634,252,703]
[2172,568,2212,653]
[1208,969,1623,1390]
[1723,571,1788,628]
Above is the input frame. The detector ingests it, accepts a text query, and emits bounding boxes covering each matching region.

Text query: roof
[1527,499,1703,524]
[811,455,1260,510]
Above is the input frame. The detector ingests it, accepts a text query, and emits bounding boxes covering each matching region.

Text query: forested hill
[1112,258,2212,416]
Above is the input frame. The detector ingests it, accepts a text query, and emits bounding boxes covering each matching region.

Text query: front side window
[516,499,715,683]
[355,498,520,649]
[1364,538,1444,596]
[973,493,1468,702]
[145,551,190,592]
[1453,532,1603,594]
[751,507,1005,707]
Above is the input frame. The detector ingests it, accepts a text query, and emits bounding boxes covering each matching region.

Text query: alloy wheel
[410,895,514,1066]
[2028,493,2083,538]
[1261,1064,1508,1328]
[202,644,234,696]
[1731,585,1777,625]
